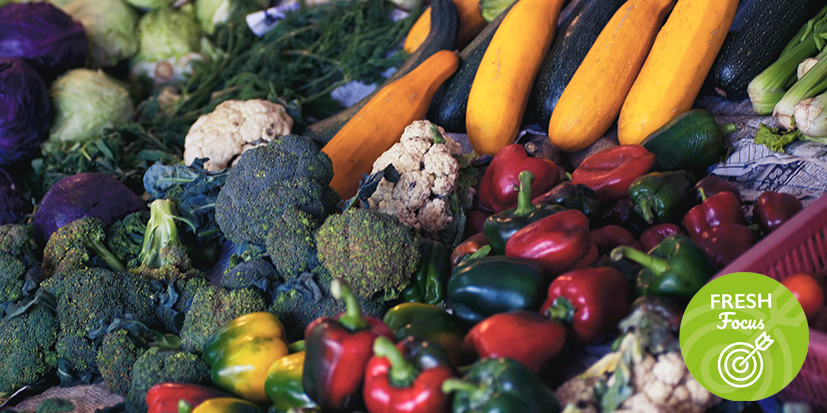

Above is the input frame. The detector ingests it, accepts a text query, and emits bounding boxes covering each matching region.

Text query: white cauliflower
[183,99,293,171]
[367,120,468,238]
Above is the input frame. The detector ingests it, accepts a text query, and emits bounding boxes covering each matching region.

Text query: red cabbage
[0,2,87,83]
[0,166,29,225]
[0,57,51,165]
[33,172,147,246]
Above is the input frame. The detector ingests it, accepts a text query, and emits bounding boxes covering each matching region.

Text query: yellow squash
[403,0,487,54]
[465,0,565,156]
[548,0,675,152]
[323,50,459,198]
[617,0,738,145]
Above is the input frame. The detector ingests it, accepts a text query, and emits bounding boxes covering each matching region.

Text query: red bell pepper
[303,279,395,412]
[146,383,229,413]
[540,267,629,344]
[682,191,747,240]
[753,191,803,234]
[638,224,683,252]
[589,225,642,255]
[505,209,597,275]
[478,144,561,213]
[692,175,742,204]
[696,223,757,268]
[363,337,454,413]
[463,210,492,240]
[571,145,656,203]
[450,233,489,268]
[462,311,566,373]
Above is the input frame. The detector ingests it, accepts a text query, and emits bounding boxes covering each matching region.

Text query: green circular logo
[680,272,808,401]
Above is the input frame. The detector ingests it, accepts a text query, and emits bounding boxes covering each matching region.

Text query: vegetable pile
[2,0,827,412]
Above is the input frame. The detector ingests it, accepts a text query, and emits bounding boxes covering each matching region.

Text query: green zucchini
[710,0,823,101]
[641,109,736,173]
[301,0,458,147]
[425,3,511,133]
[527,0,625,132]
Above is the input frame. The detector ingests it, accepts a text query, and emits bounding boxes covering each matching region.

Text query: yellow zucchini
[617,0,738,145]
[322,50,459,199]
[548,0,675,152]
[465,0,565,156]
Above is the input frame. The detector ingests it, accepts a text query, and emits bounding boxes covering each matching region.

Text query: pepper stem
[546,296,576,324]
[331,279,368,331]
[698,188,707,202]
[288,340,305,353]
[513,171,536,216]
[442,379,484,395]
[177,400,192,413]
[718,123,737,136]
[636,199,655,224]
[611,246,670,275]
[374,336,419,388]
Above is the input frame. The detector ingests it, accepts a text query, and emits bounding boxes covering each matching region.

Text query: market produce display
[3,0,827,412]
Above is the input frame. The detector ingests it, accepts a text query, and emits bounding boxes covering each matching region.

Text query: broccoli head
[126,347,210,413]
[55,333,99,380]
[0,251,26,303]
[179,285,266,353]
[41,217,126,279]
[266,208,320,278]
[0,304,59,393]
[0,224,37,261]
[315,209,419,302]
[220,258,279,293]
[107,211,150,266]
[215,135,339,246]
[268,269,386,341]
[97,329,146,396]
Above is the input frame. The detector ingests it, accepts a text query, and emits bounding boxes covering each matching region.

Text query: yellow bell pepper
[190,398,263,413]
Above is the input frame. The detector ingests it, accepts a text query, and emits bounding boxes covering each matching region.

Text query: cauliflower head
[367,120,464,237]
[183,99,293,171]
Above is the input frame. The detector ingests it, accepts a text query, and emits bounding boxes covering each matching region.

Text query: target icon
[718,332,775,388]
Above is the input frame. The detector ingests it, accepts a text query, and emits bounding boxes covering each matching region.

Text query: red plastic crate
[717,194,827,411]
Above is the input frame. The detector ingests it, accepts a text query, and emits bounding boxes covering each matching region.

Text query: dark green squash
[424,3,512,133]
[301,0,458,147]
[710,0,823,101]
[527,0,625,133]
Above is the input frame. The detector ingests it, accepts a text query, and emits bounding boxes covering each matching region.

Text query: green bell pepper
[401,238,452,305]
[611,235,717,304]
[383,303,469,365]
[442,358,560,413]
[533,181,602,224]
[447,256,550,325]
[483,171,565,255]
[641,109,736,173]
[628,171,696,224]
[264,342,317,413]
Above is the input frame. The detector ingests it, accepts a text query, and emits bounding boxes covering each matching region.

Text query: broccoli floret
[179,286,266,353]
[215,135,339,247]
[268,269,386,341]
[97,329,146,396]
[45,268,167,378]
[0,305,59,393]
[0,224,37,261]
[126,347,210,413]
[41,217,125,279]
[315,209,419,302]
[265,208,320,278]
[220,258,279,293]
[0,251,26,303]
[152,276,210,334]
[107,211,150,266]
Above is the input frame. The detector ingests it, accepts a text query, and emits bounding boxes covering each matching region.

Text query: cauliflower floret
[366,119,472,239]
[183,99,293,171]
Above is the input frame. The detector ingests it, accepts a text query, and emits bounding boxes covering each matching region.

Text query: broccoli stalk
[138,199,194,269]
[87,234,127,273]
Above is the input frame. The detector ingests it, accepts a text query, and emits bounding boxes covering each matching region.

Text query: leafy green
[754,123,803,153]
[35,398,74,413]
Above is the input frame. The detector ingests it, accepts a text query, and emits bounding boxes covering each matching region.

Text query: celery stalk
[748,5,827,115]
[774,48,827,129]
[795,92,827,138]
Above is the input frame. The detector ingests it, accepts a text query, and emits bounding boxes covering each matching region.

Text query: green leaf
[754,123,802,153]
[36,398,75,413]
